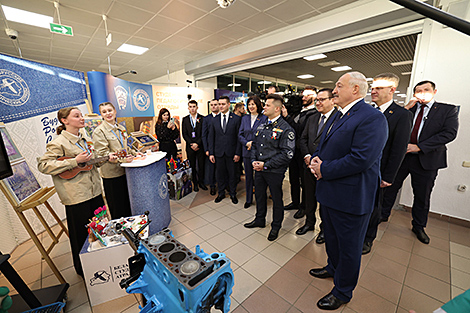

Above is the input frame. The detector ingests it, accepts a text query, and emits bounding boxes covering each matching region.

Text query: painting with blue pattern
[0,53,87,123]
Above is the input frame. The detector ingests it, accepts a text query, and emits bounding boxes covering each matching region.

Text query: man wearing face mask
[381,80,459,244]
[283,86,318,218]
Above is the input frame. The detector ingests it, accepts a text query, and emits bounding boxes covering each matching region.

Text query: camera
[5,29,18,40]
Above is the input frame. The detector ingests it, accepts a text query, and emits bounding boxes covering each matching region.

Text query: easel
[0,185,69,284]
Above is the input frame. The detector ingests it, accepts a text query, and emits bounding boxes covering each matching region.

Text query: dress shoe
[316,231,325,244]
[214,195,225,203]
[194,185,199,192]
[244,220,265,228]
[293,209,305,219]
[284,202,298,210]
[210,187,216,196]
[268,229,279,241]
[317,293,348,310]
[412,227,430,244]
[309,267,333,279]
[244,202,251,209]
[296,225,314,235]
[231,196,238,204]
[198,183,208,191]
[362,241,373,255]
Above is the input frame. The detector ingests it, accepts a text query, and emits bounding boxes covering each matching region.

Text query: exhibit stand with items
[121,151,171,235]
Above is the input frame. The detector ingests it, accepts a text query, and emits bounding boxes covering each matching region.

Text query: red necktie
[410,104,427,144]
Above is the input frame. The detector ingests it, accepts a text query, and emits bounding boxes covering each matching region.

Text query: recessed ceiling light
[303,54,327,61]
[398,94,407,97]
[2,5,53,28]
[228,83,241,87]
[257,81,272,84]
[320,80,334,84]
[366,77,373,81]
[391,60,413,66]
[117,44,149,55]
[297,74,315,79]
[401,72,412,75]
[331,66,352,72]
[318,60,340,67]
[395,91,400,93]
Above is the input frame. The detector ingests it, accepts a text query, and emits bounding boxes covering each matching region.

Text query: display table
[121,152,171,234]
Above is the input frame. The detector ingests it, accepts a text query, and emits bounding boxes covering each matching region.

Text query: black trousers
[243,157,254,204]
[216,155,237,197]
[205,156,216,188]
[159,141,177,160]
[254,171,285,231]
[187,147,205,186]
[321,204,370,301]
[365,187,382,243]
[288,151,305,207]
[303,167,322,230]
[65,195,104,276]
[381,154,438,230]
[102,175,132,219]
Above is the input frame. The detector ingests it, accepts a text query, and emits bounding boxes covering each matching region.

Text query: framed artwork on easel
[0,123,22,164]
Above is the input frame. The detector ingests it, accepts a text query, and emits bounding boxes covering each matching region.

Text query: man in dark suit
[283,86,317,217]
[209,96,242,204]
[202,99,219,195]
[309,72,388,310]
[182,100,207,192]
[362,73,413,254]
[381,80,459,244]
[296,88,337,242]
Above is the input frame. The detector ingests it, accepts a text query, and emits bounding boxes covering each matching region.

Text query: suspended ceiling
[0,0,360,82]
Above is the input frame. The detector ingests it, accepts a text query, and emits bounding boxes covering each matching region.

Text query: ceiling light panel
[390,60,413,66]
[331,65,352,72]
[318,60,340,67]
[2,5,53,29]
[303,54,327,61]
[117,44,149,55]
[297,74,315,79]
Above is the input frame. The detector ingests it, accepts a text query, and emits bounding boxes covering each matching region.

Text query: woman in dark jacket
[155,108,180,160]
[238,96,267,208]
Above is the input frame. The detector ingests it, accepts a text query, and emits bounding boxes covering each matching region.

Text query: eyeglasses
[315,97,333,103]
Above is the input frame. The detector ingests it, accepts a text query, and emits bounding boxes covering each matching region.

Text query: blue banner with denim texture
[0,53,87,123]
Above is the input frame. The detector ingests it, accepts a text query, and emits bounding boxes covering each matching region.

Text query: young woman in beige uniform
[38,107,117,277]
[93,102,134,219]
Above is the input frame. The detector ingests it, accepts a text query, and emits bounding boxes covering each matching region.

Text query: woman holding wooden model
[38,106,117,277]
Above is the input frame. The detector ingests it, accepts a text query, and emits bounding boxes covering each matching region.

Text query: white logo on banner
[133,88,150,112]
[0,69,30,107]
[114,86,128,110]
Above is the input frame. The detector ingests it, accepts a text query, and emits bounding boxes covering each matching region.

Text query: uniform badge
[288,131,295,140]
[287,150,294,159]
[272,131,277,139]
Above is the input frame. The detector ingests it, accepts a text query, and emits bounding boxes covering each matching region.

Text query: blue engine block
[120,228,234,313]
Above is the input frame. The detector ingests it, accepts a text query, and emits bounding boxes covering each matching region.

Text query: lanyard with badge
[110,128,124,147]
[190,116,197,138]
[75,138,92,154]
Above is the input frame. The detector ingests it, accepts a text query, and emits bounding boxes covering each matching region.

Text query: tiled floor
[2,178,470,313]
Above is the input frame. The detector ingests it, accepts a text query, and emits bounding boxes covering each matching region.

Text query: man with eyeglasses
[283,86,318,219]
[362,73,413,254]
[296,88,337,241]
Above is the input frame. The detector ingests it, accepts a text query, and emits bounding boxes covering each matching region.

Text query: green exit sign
[49,23,73,36]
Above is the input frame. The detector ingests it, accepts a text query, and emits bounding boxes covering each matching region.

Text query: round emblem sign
[133,88,150,112]
[158,173,168,200]
[0,69,30,107]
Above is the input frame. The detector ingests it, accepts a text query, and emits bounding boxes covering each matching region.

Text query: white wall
[400,2,470,221]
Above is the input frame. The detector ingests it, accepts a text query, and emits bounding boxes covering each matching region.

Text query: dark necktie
[327,112,343,135]
[222,114,227,133]
[317,115,325,136]
[410,104,427,144]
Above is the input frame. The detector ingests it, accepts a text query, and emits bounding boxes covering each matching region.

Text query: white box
[79,238,134,307]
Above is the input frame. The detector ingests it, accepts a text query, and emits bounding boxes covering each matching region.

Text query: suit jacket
[202,114,216,153]
[182,113,204,151]
[209,112,242,157]
[286,108,317,150]
[380,102,413,183]
[411,101,459,170]
[299,108,338,158]
[238,113,267,158]
[315,99,388,215]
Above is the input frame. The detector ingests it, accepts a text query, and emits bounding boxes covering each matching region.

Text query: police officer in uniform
[244,94,295,241]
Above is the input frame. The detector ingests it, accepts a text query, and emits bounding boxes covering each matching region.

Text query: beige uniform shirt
[93,121,132,179]
[37,130,102,206]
